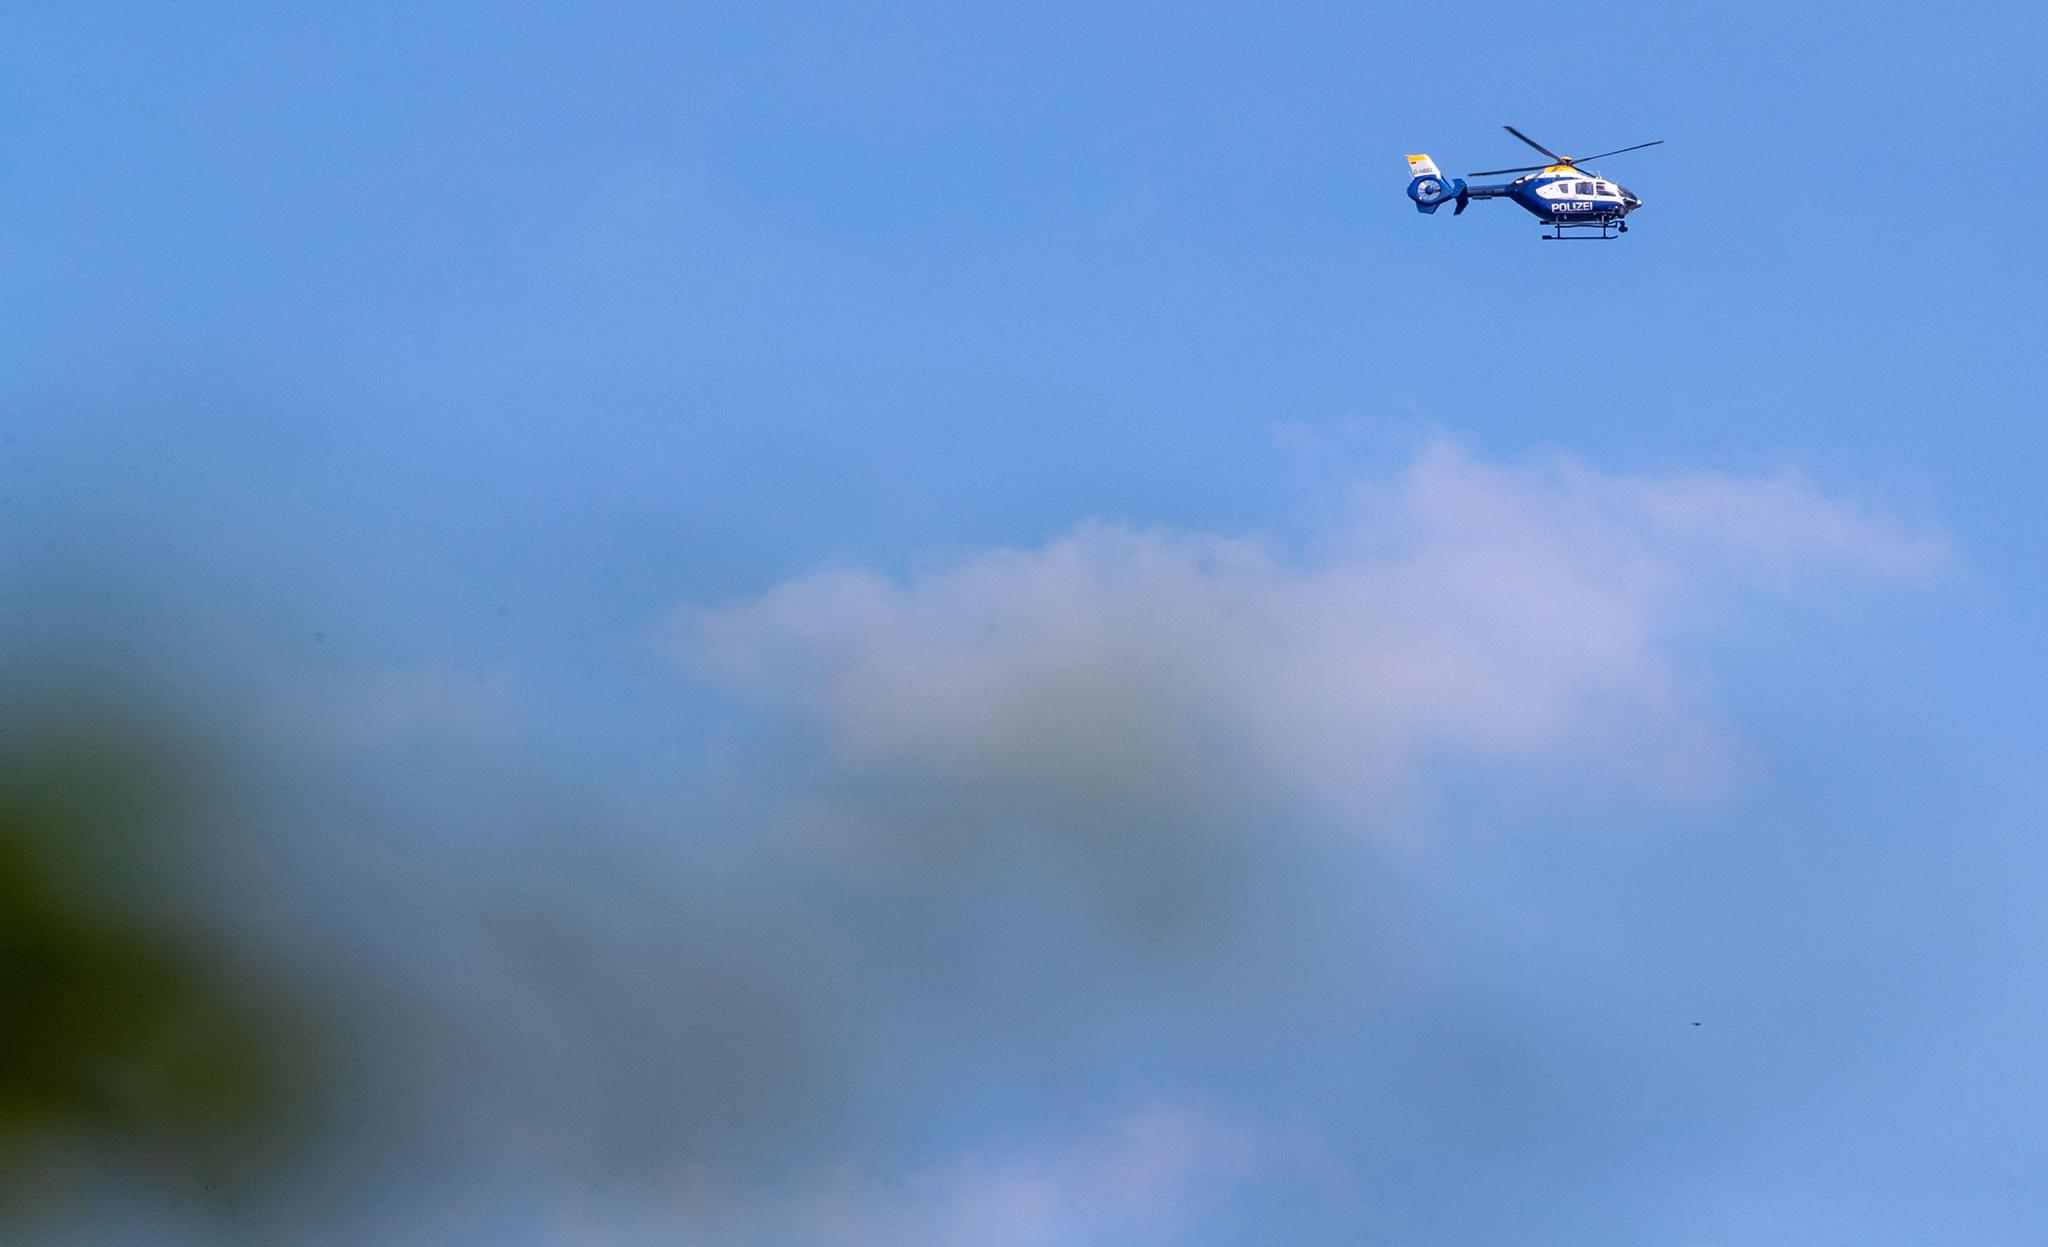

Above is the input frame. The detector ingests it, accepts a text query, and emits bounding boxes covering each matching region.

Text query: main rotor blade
[1502,125,1566,163]
[1467,163,1553,176]
[1571,139,1664,163]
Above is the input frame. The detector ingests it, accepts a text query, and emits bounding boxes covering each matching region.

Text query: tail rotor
[1405,154,1468,215]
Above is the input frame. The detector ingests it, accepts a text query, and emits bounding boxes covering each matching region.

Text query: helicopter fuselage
[1470,166,1641,226]
[1513,167,1640,223]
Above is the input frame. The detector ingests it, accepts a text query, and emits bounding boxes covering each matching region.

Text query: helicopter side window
[1577,181,1593,195]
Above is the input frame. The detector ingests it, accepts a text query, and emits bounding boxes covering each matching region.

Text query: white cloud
[794,1108,1261,1247]
[592,1107,1333,1247]
[672,444,1943,814]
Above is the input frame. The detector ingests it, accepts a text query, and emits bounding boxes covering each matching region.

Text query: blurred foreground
[0,688,308,1236]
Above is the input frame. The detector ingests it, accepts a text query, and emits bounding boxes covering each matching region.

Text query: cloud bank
[676,443,1943,819]
[596,1106,1334,1247]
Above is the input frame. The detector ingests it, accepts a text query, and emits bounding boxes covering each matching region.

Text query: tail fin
[1405,153,1468,215]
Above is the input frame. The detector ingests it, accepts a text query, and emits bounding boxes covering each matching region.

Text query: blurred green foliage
[0,702,299,1198]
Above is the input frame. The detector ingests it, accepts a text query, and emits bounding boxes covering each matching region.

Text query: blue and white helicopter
[1406,125,1662,239]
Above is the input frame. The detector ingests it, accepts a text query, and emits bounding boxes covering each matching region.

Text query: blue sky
[5,2,2047,1243]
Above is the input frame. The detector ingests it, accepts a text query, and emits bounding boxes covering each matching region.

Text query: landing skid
[1542,217,1627,240]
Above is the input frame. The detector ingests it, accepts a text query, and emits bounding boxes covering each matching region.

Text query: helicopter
[1405,125,1663,239]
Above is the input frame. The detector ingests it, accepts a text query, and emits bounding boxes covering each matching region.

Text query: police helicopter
[1405,125,1662,239]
